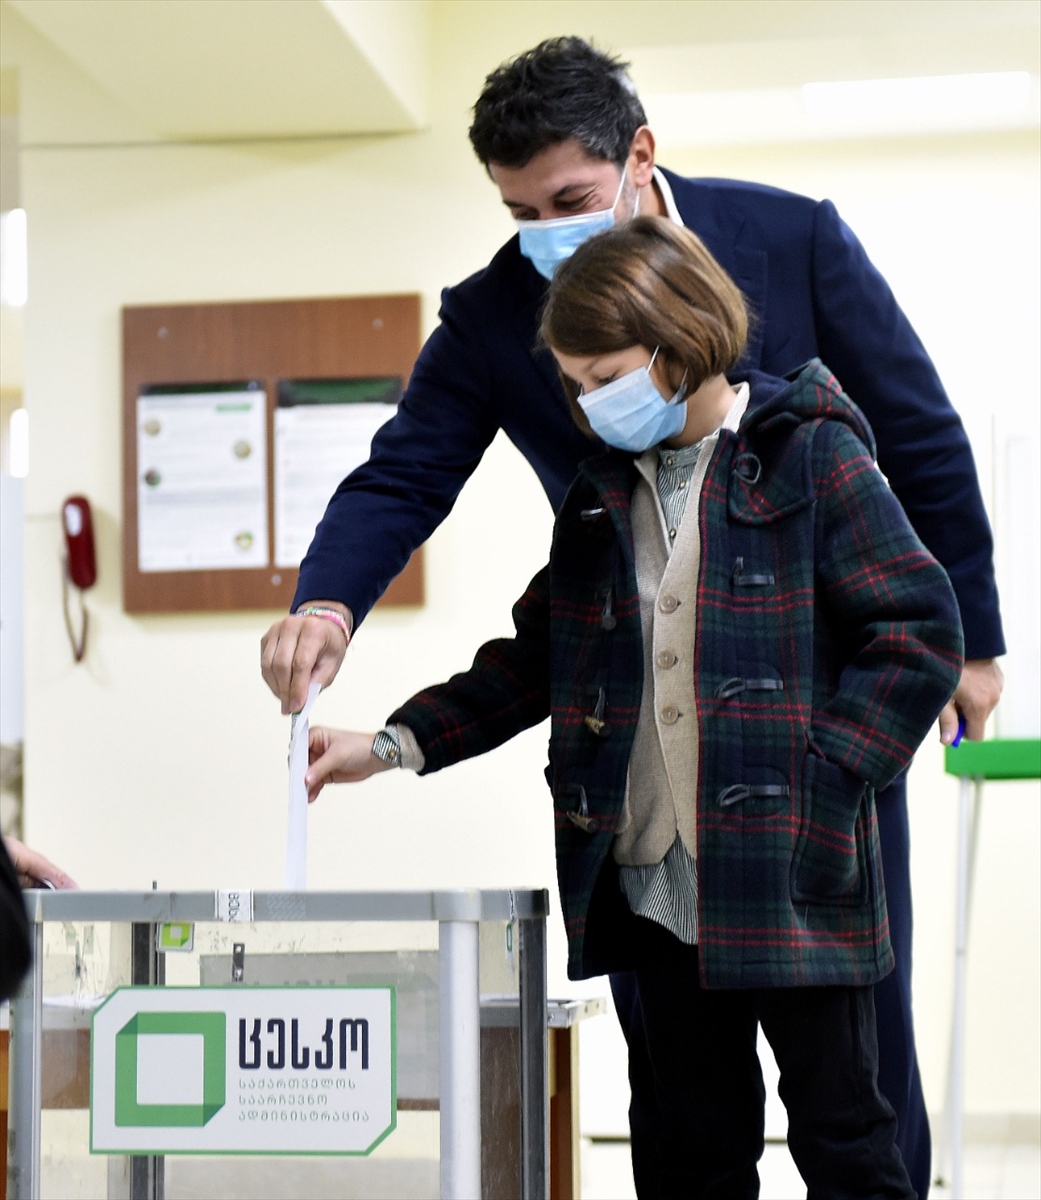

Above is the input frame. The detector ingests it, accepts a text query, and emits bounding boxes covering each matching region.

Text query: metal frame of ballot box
[5,889,551,1200]
[936,738,1041,1199]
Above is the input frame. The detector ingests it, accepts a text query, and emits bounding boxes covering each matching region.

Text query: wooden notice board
[122,295,423,614]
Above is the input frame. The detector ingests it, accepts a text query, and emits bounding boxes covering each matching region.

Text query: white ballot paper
[287,681,321,889]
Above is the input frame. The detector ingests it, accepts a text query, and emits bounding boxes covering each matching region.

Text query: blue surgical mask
[517,172,630,280]
[578,348,688,453]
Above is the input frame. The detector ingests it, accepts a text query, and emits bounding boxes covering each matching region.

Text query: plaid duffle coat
[389,361,964,988]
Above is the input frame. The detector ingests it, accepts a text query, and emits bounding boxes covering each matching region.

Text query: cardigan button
[656,650,678,669]
[660,706,680,725]
[659,593,679,613]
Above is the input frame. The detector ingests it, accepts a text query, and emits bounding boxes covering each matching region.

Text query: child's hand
[305,727,393,803]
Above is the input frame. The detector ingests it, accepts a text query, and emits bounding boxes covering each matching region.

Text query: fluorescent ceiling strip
[643,72,1039,148]
[802,72,1034,125]
[0,208,28,309]
[9,408,29,478]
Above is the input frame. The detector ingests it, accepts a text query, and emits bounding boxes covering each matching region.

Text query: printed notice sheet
[137,386,268,572]
[274,379,400,569]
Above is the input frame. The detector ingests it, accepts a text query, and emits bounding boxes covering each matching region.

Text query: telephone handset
[62,496,97,589]
[61,495,95,661]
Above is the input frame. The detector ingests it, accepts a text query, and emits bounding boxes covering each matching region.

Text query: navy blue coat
[296,169,1003,660]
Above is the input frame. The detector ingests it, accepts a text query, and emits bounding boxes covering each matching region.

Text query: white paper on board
[286,681,321,889]
[137,388,269,571]
[274,402,394,568]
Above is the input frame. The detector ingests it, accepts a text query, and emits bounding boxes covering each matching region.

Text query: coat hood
[736,358,876,454]
[727,359,877,525]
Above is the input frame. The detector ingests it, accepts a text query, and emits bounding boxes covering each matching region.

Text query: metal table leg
[936,776,982,1195]
[440,919,482,1199]
[6,923,43,1200]
[519,918,548,1200]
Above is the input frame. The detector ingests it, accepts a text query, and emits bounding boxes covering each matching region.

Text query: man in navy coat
[262,37,1005,1197]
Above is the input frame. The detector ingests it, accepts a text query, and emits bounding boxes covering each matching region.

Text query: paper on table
[287,681,321,889]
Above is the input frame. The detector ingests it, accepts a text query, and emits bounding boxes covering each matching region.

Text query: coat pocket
[790,753,869,906]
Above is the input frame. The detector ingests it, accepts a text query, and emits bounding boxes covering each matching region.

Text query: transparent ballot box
[5,889,550,1200]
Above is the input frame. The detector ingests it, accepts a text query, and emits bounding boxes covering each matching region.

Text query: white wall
[0,471,24,744]
[4,0,1038,1128]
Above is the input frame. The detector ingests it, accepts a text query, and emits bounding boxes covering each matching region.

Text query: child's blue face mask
[516,172,629,281]
[578,348,688,453]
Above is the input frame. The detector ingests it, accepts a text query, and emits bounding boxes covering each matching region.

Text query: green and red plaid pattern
[389,361,963,988]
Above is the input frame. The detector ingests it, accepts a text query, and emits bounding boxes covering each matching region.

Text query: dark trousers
[613,775,928,1198]
[631,924,914,1199]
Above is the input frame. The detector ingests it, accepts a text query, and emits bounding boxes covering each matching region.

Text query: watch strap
[371,727,402,767]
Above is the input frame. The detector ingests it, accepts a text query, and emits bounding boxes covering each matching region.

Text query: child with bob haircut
[306,217,963,1196]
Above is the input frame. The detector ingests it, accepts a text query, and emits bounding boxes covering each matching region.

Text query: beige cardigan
[613,386,749,867]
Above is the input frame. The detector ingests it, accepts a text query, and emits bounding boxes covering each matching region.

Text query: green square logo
[156,923,194,952]
[115,1011,225,1127]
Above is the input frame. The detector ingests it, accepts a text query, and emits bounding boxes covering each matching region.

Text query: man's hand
[260,601,353,715]
[4,836,78,889]
[305,728,394,803]
[938,658,1005,745]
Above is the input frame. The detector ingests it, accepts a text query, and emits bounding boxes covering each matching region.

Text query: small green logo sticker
[115,1011,225,1127]
[156,923,194,952]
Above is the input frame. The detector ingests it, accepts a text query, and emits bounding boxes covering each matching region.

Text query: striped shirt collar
[652,380,752,466]
[633,381,751,493]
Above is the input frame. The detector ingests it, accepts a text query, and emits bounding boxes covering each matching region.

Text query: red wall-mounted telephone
[61,495,95,662]
[62,496,97,590]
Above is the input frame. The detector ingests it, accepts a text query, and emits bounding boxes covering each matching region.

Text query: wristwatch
[371,727,402,767]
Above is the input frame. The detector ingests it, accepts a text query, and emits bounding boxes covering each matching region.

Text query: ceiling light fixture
[0,208,27,309]
[801,72,1034,127]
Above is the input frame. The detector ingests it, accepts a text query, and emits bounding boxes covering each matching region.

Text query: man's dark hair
[469,37,647,171]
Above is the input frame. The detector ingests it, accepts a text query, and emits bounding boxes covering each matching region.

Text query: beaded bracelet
[295,605,351,646]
